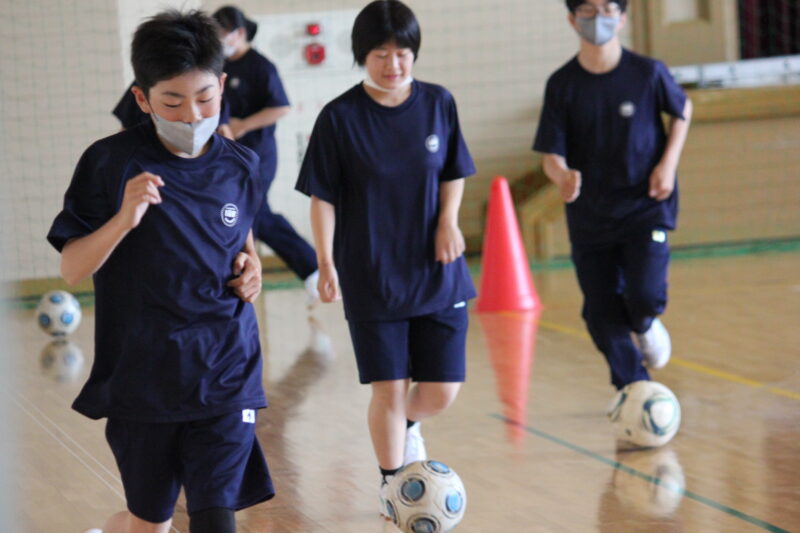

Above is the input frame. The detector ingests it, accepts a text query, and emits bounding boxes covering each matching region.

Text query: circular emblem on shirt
[425,134,440,153]
[619,101,636,118]
[220,203,239,227]
[229,77,241,89]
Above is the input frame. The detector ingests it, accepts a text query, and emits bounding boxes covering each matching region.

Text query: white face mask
[223,43,238,58]
[151,111,220,156]
[576,14,620,46]
[363,72,414,93]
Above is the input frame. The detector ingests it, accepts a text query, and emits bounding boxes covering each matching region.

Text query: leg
[622,228,670,334]
[253,201,318,280]
[102,512,172,533]
[189,508,236,533]
[369,379,410,470]
[572,244,650,389]
[406,382,462,421]
[251,157,317,281]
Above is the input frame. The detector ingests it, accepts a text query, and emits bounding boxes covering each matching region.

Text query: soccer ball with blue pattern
[385,460,466,533]
[36,290,82,337]
[608,380,681,448]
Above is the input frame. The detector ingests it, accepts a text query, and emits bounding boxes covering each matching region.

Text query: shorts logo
[425,134,440,153]
[620,101,636,118]
[242,409,255,423]
[652,230,667,243]
[453,301,466,309]
[221,203,239,227]
[229,77,241,89]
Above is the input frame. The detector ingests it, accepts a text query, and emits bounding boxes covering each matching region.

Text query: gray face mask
[151,111,220,156]
[576,15,620,46]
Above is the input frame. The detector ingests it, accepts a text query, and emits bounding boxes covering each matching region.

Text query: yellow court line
[538,319,800,402]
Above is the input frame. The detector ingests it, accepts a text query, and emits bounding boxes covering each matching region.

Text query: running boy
[47,10,273,533]
[533,1,692,397]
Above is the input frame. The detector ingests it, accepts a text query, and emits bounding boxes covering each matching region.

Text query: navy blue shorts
[347,304,468,384]
[105,409,275,523]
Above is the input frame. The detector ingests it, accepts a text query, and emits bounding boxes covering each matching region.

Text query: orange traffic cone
[476,176,541,312]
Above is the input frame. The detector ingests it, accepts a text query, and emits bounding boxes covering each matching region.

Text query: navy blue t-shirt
[296,81,476,321]
[223,49,289,171]
[533,49,687,245]
[112,82,230,129]
[47,122,267,422]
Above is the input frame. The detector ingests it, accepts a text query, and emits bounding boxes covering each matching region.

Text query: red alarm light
[306,23,321,36]
[304,43,326,65]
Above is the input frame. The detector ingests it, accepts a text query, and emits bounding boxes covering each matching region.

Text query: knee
[626,286,666,318]
[189,508,235,533]
[418,383,460,412]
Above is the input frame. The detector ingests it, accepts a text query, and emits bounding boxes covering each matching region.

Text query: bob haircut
[213,5,258,41]
[351,0,421,66]
[131,10,224,95]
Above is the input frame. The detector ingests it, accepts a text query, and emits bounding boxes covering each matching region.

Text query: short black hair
[131,10,224,96]
[351,0,421,66]
[566,0,628,13]
[213,5,258,41]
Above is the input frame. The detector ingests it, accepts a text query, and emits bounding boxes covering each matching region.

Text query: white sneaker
[636,318,671,369]
[304,270,320,308]
[403,422,427,466]
[380,477,395,521]
[83,529,103,533]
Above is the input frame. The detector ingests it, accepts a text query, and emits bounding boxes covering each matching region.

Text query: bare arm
[436,178,467,264]
[229,106,290,140]
[649,98,693,200]
[542,153,581,203]
[310,196,340,302]
[60,172,164,285]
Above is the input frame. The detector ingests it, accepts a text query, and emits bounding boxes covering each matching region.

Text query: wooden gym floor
[7,250,800,532]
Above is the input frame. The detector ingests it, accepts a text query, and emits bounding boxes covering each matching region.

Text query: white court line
[11,392,183,533]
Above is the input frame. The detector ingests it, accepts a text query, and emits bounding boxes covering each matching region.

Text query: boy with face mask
[47,10,274,533]
[533,1,692,411]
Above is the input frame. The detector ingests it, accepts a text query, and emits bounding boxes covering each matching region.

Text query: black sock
[380,466,400,483]
[406,419,417,429]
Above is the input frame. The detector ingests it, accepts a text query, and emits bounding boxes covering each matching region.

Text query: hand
[118,172,164,230]
[228,118,248,140]
[559,169,581,203]
[317,263,341,303]
[435,222,466,264]
[648,163,676,201]
[227,251,262,302]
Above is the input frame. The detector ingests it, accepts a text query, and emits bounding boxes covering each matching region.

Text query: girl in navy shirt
[534,1,692,403]
[296,0,476,516]
[214,6,320,305]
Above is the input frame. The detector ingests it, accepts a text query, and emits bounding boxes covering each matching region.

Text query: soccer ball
[608,380,681,448]
[36,290,82,336]
[385,460,466,533]
[40,339,85,382]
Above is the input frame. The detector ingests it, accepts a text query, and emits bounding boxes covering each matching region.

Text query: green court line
[489,413,792,533]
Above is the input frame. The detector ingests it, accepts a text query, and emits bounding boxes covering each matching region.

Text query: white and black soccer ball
[385,460,466,533]
[40,339,85,382]
[36,290,82,337]
[608,380,681,448]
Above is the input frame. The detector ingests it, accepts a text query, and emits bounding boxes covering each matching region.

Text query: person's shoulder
[217,135,261,173]
[248,48,278,71]
[623,48,664,76]
[82,125,144,163]
[321,84,364,117]
[415,80,455,103]
[546,55,581,86]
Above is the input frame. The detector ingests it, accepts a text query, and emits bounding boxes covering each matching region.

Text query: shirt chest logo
[425,134,440,153]
[221,203,239,227]
[229,77,241,89]
[619,101,636,118]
